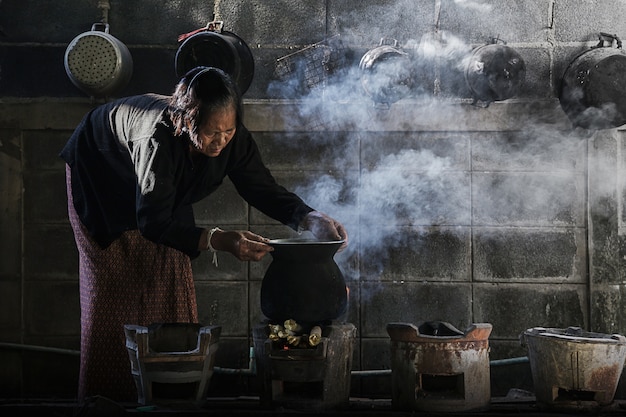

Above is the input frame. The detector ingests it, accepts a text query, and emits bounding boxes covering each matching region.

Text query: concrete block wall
[2,0,626,401]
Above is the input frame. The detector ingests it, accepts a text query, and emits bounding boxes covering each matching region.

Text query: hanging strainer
[64,23,133,97]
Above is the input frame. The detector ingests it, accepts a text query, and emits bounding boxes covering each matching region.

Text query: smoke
[265,0,622,282]
[453,0,493,13]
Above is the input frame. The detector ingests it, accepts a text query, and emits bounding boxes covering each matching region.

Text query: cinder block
[554,1,626,43]
[472,172,585,226]
[473,227,586,282]
[23,225,78,278]
[217,0,326,46]
[192,178,248,225]
[23,171,68,224]
[360,226,471,282]
[24,281,80,336]
[1,0,95,43]
[0,280,21,328]
[328,0,435,47]
[195,281,248,337]
[472,130,586,172]
[360,281,472,337]
[22,131,71,172]
[439,0,549,44]
[360,132,470,171]
[473,283,587,339]
[106,1,214,45]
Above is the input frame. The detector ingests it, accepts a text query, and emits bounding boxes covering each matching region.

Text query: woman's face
[195,106,237,157]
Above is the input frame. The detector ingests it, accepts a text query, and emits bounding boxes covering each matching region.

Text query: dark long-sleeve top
[60,94,313,258]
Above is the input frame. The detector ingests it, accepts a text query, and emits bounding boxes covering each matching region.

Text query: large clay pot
[260,238,347,324]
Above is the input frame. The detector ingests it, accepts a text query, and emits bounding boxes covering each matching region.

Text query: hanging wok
[559,32,626,129]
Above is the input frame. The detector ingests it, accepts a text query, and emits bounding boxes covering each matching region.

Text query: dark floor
[2,395,626,417]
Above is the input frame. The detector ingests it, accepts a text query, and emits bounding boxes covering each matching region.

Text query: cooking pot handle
[90,22,110,34]
[598,32,622,48]
[177,20,224,43]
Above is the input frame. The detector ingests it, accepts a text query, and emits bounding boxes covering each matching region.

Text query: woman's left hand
[299,211,348,252]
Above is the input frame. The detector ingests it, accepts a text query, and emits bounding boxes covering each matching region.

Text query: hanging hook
[97,0,110,24]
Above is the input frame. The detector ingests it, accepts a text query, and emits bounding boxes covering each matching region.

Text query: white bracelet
[207,227,222,267]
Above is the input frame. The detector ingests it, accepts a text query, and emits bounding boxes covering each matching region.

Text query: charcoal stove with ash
[386,321,493,413]
[253,320,356,410]
[253,238,356,410]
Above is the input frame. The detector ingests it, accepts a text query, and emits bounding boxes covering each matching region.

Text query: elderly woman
[60,66,347,402]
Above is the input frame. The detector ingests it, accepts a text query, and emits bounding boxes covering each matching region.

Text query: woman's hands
[299,211,348,252]
[208,229,274,261]
[201,210,348,262]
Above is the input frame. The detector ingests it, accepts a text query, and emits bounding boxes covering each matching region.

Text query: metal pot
[559,33,626,129]
[175,26,254,94]
[465,39,526,107]
[261,238,347,324]
[359,38,413,106]
[64,23,133,97]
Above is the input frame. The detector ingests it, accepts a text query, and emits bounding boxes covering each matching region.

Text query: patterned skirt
[66,165,198,403]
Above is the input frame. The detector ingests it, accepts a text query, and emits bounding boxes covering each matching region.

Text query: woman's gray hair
[168,66,242,149]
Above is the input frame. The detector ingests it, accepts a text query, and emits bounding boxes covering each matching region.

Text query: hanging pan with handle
[175,20,255,95]
[359,38,413,107]
[559,32,626,129]
[464,37,526,107]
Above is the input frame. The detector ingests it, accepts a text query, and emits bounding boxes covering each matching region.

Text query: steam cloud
[266,0,620,281]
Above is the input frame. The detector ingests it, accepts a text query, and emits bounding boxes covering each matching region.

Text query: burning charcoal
[268,332,280,341]
[268,323,288,340]
[268,323,283,334]
[287,335,302,346]
[284,319,302,333]
[308,326,322,346]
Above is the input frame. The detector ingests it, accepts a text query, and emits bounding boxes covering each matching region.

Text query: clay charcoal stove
[386,321,493,413]
[253,319,356,410]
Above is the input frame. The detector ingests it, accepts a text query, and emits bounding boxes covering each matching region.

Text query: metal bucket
[521,326,626,411]
[64,23,133,97]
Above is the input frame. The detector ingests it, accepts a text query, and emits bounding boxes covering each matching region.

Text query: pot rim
[268,238,345,246]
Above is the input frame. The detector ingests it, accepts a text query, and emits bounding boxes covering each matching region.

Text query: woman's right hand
[210,229,273,261]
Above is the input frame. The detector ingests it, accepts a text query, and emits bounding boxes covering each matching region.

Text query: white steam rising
[453,0,493,13]
[265,0,621,281]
